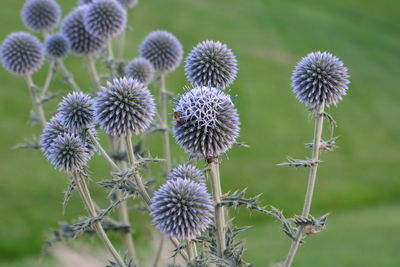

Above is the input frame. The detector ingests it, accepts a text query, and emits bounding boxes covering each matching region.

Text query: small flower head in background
[83,0,127,39]
[58,92,94,130]
[1,32,44,75]
[186,40,238,89]
[291,51,350,108]
[21,0,61,33]
[173,87,240,158]
[167,164,205,183]
[125,57,154,85]
[44,33,69,58]
[150,178,213,239]
[140,30,183,73]
[117,0,139,9]
[94,77,156,136]
[61,6,105,55]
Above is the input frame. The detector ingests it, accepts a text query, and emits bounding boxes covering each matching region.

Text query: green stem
[57,59,81,92]
[24,74,46,128]
[85,55,101,91]
[159,74,172,174]
[40,59,56,99]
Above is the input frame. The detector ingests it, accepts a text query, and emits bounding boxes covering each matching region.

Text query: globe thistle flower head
[125,57,154,85]
[61,6,105,55]
[21,0,61,33]
[173,87,240,158]
[58,92,94,130]
[167,164,205,183]
[78,0,93,5]
[45,33,69,58]
[117,0,139,8]
[140,30,183,73]
[291,51,350,108]
[1,32,44,75]
[83,0,127,39]
[150,178,213,239]
[186,40,238,89]
[94,77,156,136]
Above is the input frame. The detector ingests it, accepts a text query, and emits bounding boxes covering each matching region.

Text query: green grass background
[0,0,399,266]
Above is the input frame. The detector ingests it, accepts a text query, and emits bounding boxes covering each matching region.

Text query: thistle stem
[186,240,196,261]
[40,59,56,99]
[57,59,81,92]
[24,74,46,128]
[283,103,325,267]
[118,30,126,59]
[159,74,172,174]
[87,130,119,171]
[118,195,138,263]
[85,55,101,91]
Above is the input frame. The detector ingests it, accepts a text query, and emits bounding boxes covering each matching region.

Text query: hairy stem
[186,240,197,261]
[87,130,119,171]
[57,59,81,92]
[159,74,172,174]
[85,55,101,91]
[283,102,325,267]
[40,59,56,99]
[24,74,46,128]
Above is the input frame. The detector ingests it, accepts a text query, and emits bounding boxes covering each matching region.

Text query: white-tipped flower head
[1,32,44,75]
[140,30,183,73]
[173,87,240,158]
[94,77,156,136]
[167,164,205,183]
[21,0,61,33]
[83,0,127,39]
[45,33,69,58]
[117,0,139,8]
[186,40,238,89]
[125,57,154,85]
[150,178,213,239]
[61,6,105,55]
[291,51,350,108]
[58,92,94,130]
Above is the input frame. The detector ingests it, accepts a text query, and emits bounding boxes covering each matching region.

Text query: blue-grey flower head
[140,30,183,73]
[117,0,139,8]
[125,57,154,85]
[186,40,238,89]
[291,51,350,108]
[1,32,44,75]
[78,0,93,5]
[94,77,156,136]
[58,92,94,130]
[150,178,213,239]
[83,0,127,39]
[173,87,240,158]
[61,6,105,55]
[45,33,69,58]
[21,0,61,33]
[167,164,205,183]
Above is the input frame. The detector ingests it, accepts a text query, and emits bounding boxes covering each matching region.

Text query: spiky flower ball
[167,164,205,183]
[1,32,44,75]
[45,33,69,58]
[150,178,213,239]
[21,0,61,33]
[58,92,94,130]
[140,31,183,73]
[94,77,156,136]
[61,6,105,55]
[173,87,240,158]
[185,40,238,89]
[83,0,127,39]
[291,51,350,107]
[125,57,154,85]
[117,0,139,8]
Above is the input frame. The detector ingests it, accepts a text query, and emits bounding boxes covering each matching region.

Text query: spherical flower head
[173,87,240,158]
[291,51,350,108]
[117,0,139,8]
[58,92,94,130]
[186,40,238,89]
[125,57,154,85]
[150,178,213,239]
[61,6,105,55]
[1,32,44,75]
[167,164,205,183]
[21,0,61,33]
[140,30,183,73]
[45,33,69,58]
[83,0,127,39]
[94,77,156,136]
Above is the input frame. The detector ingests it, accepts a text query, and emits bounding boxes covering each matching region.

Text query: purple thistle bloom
[117,0,139,9]
[45,33,69,58]
[140,30,183,73]
[291,51,350,108]
[150,178,213,239]
[185,40,238,89]
[21,0,61,33]
[83,0,127,39]
[1,32,44,75]
[173,87,240,158]
[58,92,94,130]
[125,57,154,85]
[167,164,205,183]
[61,6,105,55]
[94,77,156,136]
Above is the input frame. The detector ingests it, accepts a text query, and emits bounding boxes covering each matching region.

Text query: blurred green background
[1,0,399,266]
